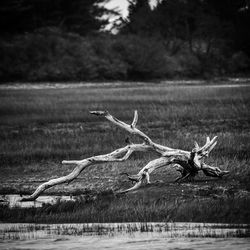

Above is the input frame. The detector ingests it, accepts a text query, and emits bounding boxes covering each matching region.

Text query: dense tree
[120,0,153,35]
[121,0,250,56]
[0,0,109,36]
[0,0,249,81]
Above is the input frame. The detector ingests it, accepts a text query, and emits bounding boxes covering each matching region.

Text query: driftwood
[20,111,229,201]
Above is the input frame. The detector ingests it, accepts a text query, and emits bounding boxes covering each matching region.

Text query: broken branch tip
[89,111,108,116]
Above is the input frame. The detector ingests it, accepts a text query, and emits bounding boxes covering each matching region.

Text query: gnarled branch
[20,143,151,201]
[20,110,228,201]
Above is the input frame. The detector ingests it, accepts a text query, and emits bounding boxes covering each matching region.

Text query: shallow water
[0,194,73,208]
[0,223,249,250]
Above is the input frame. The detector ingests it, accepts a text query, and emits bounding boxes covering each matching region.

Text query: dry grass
[0,81,249,223]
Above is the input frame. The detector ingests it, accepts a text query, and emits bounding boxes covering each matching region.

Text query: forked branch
[20,110,228,201]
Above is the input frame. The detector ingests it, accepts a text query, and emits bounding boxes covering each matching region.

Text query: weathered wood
[20,143,151,201]
[20,110,229,202]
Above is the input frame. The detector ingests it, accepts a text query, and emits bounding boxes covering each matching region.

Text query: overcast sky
[105,0,159,18]
[105,0,129,18]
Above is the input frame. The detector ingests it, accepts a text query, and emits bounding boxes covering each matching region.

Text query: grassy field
[0,81,250,223]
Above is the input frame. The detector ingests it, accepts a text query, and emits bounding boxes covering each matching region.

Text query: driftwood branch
[20,110,229,202]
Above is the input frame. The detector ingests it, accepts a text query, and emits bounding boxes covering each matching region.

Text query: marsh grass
[1,222,250,240]
[0,82,249,223]
[1,194,250,224]
[1,84,249,165]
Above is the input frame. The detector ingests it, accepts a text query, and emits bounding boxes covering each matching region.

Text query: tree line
[0,0,249,81]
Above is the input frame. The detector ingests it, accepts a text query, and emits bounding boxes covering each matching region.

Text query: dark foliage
[121,0,250,56]
[0,0,108,36]
[0,0,250,81]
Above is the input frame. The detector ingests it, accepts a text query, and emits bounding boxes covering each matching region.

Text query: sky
[105,0,159,19]
[105,0,130,18]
